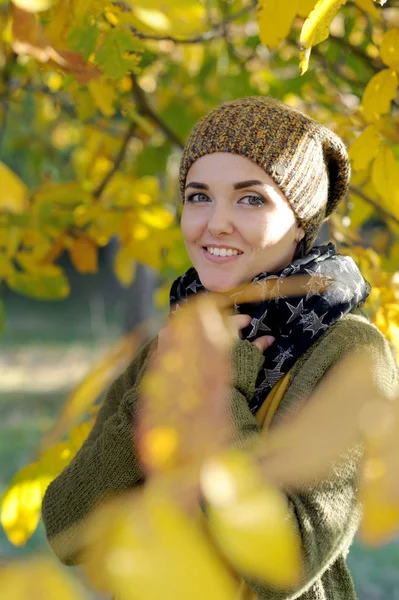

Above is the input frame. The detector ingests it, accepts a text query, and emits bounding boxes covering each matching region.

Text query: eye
[185,193,210,204]
[239,194,266,207]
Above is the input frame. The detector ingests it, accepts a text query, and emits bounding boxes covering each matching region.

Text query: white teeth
[206,247,241,257]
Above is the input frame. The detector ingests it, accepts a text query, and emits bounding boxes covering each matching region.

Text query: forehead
[186,152,274,185]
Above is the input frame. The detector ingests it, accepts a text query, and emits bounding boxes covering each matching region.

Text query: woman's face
[181,152,305,293]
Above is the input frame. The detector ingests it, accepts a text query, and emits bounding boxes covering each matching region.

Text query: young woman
[42,97,398,599]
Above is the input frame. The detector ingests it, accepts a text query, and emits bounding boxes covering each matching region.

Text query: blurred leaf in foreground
[0,556,86,599]
[83,487,238,600]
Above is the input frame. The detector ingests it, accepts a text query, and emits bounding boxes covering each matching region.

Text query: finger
[253,335,275,353]
[228,314,252,333]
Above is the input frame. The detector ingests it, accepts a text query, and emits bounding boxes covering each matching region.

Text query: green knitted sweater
[41,309,398,599]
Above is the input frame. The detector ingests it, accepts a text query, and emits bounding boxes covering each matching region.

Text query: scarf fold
[169,243,371,413]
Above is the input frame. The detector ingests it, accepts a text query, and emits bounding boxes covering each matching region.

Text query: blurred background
[1,0,399,598]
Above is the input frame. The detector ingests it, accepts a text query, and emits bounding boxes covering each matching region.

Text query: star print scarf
[169,243,371,414]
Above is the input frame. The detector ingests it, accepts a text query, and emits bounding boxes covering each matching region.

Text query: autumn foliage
[1,0,399,598]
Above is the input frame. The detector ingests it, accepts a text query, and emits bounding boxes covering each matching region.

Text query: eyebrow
[185,179,266,191]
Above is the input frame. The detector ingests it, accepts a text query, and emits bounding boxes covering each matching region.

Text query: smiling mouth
[202,246,243,257]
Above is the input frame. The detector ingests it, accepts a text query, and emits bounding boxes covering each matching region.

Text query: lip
[201,247,243,264]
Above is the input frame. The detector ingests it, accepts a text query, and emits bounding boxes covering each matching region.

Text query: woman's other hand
[229,314,275,353]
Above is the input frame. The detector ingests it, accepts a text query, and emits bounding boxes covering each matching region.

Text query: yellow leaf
[7,268,70,300]
[69,237,98,274]
[2,421,93,546]
[88,78,117,117]
[139,295,231,476]
[347,194,374,231]
[12,0,55,12]
[11,5,100,83]
[297,0,317,18]
[359,451,399,545]
[126,0,206,36]
[201,450,302,587]
[354,0,383,20]
[128,237,162,270]
[0,557,86,599]
[299,0,348,74]
[1,464,42,546]
[0,162,29,213]
[114,245,137,287]
[34,180,92,205]
[257,0,299,50]
[132,7,172,33]
[84,490,238,600]
[361,68,399,122]
[138,205,174,229]
[349,125,381,171]
[371,146,399,217]
[380,28,399,71]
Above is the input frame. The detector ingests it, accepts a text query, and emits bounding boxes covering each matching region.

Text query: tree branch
[115,0,257,45]
[130,72,184,149]
[350,185,399,228]
[94,122,137,198]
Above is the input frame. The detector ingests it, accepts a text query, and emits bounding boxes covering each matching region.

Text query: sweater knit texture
[41,308,398,599]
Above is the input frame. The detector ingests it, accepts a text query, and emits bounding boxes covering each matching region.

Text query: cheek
[181,209,205,242]
[246,210,296,248]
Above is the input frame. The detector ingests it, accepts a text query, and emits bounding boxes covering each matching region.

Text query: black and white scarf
[169,243,371,414]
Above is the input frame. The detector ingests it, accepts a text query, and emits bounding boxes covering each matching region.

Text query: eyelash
[185,193,266,207]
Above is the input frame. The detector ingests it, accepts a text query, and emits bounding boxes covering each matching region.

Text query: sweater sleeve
[41,336,265,567]
[41,336,157,565]
[226,319,398,599]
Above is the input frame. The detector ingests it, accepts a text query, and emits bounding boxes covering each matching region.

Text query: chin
[197,272,239,293]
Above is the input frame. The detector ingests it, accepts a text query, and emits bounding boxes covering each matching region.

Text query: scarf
[169,243,371,414]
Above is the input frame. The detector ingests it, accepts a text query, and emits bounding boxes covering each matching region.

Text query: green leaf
[7,270,70,300]
[68,18,99,60]
[95,29,143,79]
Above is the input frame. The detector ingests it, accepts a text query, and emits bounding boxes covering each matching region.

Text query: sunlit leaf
[87,77,117,117]
[354,0,383,19]
[138,295,231,476]
[0,162,29,214]
[11,5,101,83]
[114,245,137,287]
[361,68,399,122]
[201,449,303,587]
[7,267,70,300]
[380,28,399,70]
[12,0,55,12]
[299,0,348,74]
[297,0,317,18]
[95,29,142,80]
[83,489,238,600]
[349,125,381,171]
[257,0,299,50]
[371,146,399,218]
[69,236,98,274]
[1,422,92,545]
[0,557,86,599]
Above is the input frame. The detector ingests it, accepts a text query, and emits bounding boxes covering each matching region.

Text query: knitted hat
[179,96,351,252]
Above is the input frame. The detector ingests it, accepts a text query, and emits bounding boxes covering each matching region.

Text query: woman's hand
[229,314,275,353]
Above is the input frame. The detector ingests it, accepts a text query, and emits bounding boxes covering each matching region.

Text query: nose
[207,203,235,237]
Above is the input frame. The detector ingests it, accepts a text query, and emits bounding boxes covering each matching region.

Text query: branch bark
[94,122,137,198]
[130,72,184,149]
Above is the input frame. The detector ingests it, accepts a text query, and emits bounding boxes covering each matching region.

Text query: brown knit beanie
[179,96,351,253]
